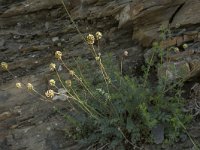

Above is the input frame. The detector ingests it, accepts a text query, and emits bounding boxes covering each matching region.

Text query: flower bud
[123,51,128,57]
[173,47,180,53]
[65,80,72,87]
[95,56,100,61]
[183,44,188,49]
[27,83,34,91]
[49,79,56,86]
[16,83,22,89]
[96,31,102,40]
[69,70,75,76]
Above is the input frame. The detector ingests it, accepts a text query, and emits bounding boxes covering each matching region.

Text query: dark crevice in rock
[137,5,163,15]
[169,2,185,24]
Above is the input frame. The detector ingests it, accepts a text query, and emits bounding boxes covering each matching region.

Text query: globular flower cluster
[1,62,8,70]
[16,82,22,88]
[55,51,62,60]
[95,56,100,61]
[45,89,55,98]
[69,70,75,76]
[65,80,72,87]
[49,63,56,71]
[27,83,34,91]
[96,31,102,40]
[86,34,95,45]
[123,51,128,57]
[173,47,179,53]
[49,79,56,87]
[183,44,188,49]
[86,32,102,45]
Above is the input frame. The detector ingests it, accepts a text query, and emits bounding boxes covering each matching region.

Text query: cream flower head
[16,83,22,89]
[49,79,56,86]
[27,83,34,91]
[96,31,102,40]
[49,63,56,71]
[86,34,95,45]
[45,89,55,98]
[69,70,75,76]
[123,51,128,56]
[1,62,8,70]
[55,51,62,60]
[183,44,188,49]
[95,56,100,61]
[173,47,179,53]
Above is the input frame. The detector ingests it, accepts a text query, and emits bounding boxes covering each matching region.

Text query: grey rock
[180,133,187,142]
[158,61,190,81]
[52,37,59,42]
[45,22,50,30]
[151,124,164,144]
[53,88,68,101]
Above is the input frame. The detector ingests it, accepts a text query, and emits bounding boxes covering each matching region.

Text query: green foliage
[60,52,192,149]
[159,25,172,40]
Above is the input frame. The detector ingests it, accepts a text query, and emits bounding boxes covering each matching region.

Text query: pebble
[52,37,59,42]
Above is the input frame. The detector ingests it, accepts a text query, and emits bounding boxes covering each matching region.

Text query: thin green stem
[7,69,49,101]
[70,87,101,118]
[178,118,200,149]
[61,0,111,87]
[55,70,91,114]
[73,57,88,86]
[33,89,50,102]
[55,70,77,101]
[60,0,86,43]
[60,58,95,98]
[55,85,77,112]
[120,57,123,86]
[143,51,155,87]
[118,127,140,149]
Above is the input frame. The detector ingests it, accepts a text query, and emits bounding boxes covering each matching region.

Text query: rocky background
[0,0,200,149]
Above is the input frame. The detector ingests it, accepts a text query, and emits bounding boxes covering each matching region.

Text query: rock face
[0,0,200,149]
[157,43,200,81]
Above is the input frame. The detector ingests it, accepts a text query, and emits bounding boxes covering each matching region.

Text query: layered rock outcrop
[0,0,200,149]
